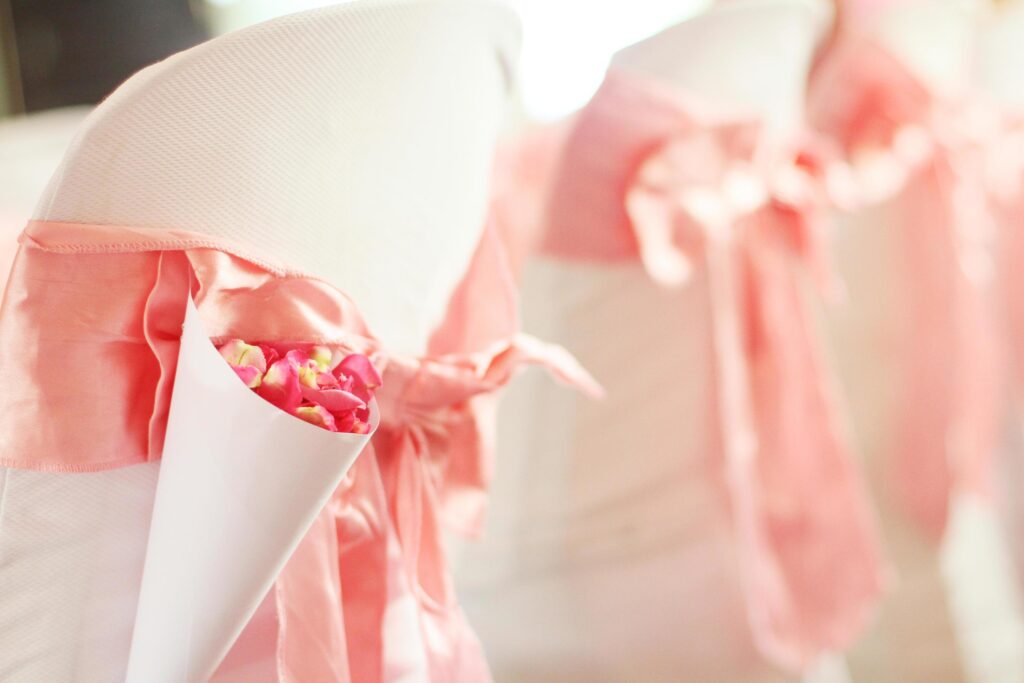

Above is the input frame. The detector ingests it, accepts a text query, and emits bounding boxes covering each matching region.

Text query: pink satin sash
[809,37,1006,538]
[507,69,884,670]
[0,218,598,682]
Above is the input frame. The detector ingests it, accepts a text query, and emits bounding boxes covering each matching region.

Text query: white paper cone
[125,298,377,683]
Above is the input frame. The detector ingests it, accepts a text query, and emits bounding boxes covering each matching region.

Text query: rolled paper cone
[125,298,377,683]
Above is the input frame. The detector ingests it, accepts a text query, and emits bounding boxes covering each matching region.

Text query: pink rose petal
[295,404,338,431]
[218,339,267,373]
[259,344,280,367]
[335,410,370,434]
[232,365,263,389]
[336,354,382,389]
[257,358,301,411]
[316,372,339,389]
[310,346,332,371]
[300,386,364,413]
[297,363,319,389]
[285,348,310,366]
[219,340,380,434]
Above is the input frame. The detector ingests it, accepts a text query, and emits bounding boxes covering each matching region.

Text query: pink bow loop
[625,128,839,296]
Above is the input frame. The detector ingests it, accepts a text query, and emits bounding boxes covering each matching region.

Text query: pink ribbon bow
[269,220,602,683]
[624,122,884,669]
[275,337,601,683]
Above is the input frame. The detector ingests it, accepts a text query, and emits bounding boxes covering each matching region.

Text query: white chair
[0,2,518,680]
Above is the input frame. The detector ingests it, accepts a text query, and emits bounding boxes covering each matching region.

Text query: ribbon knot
[357,335,603,612]
[626,125,836,296]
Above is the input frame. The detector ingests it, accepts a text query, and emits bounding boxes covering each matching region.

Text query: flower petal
[297,363,319,389]
[295,404,338,431]
[257,358,301,411]
[336,354,382,389]
[285,349,310,366]
[259,344,280,367]
[310,346,333,372]
[316,372,339,389]
[232,365,263,389]
[300,385,364,413]
[334,410,369,434]
[218,339,267,373]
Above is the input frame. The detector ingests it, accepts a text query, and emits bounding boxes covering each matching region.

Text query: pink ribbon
[624,123,884,669]
[407,339,597,669]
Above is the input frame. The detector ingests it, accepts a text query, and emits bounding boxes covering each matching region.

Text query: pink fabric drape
[0,218,598,682]
[505,69,884,670]
[809,37,1005,538]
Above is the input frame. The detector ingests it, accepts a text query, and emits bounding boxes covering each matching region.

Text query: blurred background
[0,0,706,121]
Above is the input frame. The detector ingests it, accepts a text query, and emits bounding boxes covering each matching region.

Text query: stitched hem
[0,455,151,473]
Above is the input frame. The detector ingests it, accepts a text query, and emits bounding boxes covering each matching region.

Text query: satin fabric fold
[0,218,598,682]
[808,37,1005,539]
[508,69,884,670]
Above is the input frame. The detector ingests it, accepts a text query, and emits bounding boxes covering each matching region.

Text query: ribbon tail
[335,454,393,683]
[272,508,351,683]
[273,445,397,683]
[501,333,605,399]
[712,240,884,670]
[384,428,492,681]
[703,240,777,659]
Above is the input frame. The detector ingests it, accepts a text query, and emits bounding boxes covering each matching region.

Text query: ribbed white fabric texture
[0,464,160,682]
[0,2,519,680]
[35,0,520,356]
